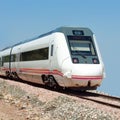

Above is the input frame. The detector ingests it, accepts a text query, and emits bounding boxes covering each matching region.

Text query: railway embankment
[0,78,119,120]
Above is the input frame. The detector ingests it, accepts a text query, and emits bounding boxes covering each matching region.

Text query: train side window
[51,45,54,56]
[3,55,10,63]
[1,57,3,66]
[21,47,49,61]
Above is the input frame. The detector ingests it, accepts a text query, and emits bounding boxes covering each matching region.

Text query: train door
[15,48,21,73]
[49,41,54,71]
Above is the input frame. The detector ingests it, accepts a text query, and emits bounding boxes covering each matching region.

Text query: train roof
[0,26,91,51]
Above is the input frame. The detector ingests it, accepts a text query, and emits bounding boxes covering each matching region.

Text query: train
[0,26,105,90]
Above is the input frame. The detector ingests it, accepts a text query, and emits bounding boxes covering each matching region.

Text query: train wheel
[47,75,58,88]
[5,71,9,77]
[42,75,58,88]
[6,71,11,78]
[12,72,19,79]
[41,75,48,84]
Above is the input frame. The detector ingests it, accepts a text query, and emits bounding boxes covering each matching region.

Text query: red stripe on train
[72,75,103,80]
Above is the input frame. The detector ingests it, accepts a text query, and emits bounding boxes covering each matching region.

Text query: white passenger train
[0,27,105,90]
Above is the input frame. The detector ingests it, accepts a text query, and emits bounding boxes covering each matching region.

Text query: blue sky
[0,0,120,96]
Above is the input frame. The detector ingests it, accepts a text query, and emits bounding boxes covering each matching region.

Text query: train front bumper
[62,64,104,89]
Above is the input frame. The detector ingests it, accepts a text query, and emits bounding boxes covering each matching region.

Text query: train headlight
[92,58,99,64]
[72,58,79,63]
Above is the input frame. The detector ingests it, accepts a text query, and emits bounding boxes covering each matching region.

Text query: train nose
[70,64,103,88]
[72,64,103,77]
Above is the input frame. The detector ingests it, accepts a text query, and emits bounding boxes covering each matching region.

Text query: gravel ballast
[0,79,119,120]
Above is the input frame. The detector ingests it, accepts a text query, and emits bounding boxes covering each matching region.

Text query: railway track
[1,76,120,109]
[64,90,120,109]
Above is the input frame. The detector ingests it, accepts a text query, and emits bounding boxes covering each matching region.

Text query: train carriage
[0,27,105,90]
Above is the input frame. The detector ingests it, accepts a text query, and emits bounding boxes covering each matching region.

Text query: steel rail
[1,76,120,109]
[67,90,120,109]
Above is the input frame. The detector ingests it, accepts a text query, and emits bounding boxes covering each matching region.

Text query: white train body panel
[0,27,105,90]
[0,48,11,75]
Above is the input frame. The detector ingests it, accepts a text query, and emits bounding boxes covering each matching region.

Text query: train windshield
[67,36,99,64]
[68,36,96,56]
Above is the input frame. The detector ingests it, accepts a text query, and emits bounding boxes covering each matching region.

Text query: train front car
[59,27,105,90]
